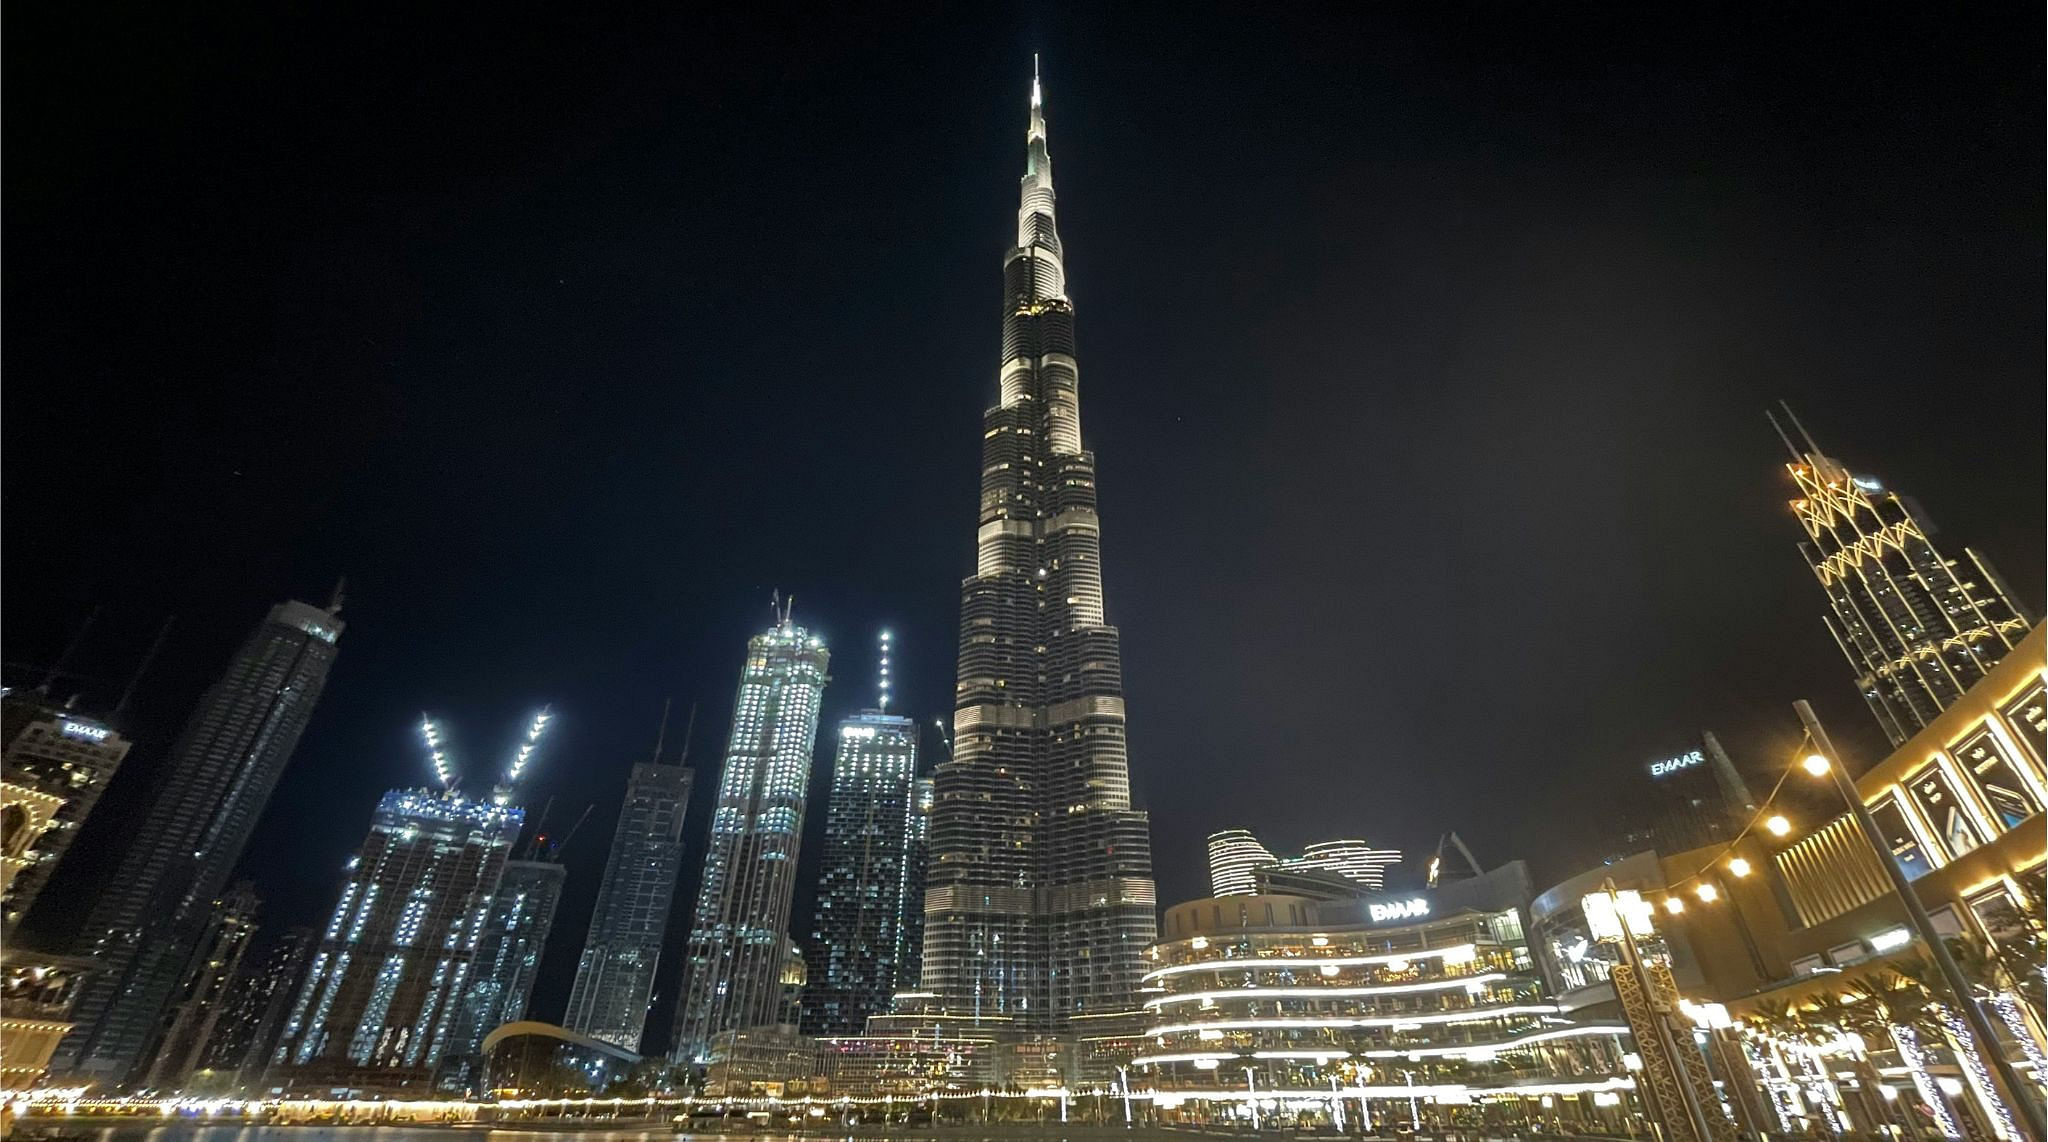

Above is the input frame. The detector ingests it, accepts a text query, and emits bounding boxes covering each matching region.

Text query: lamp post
[1794,699,2042,1140]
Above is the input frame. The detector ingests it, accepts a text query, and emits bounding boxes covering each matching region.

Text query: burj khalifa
[918,61,1157,1029]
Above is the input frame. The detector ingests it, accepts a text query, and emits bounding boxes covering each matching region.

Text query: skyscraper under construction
[1771,406,2034,746]
[918,62,1157,1029]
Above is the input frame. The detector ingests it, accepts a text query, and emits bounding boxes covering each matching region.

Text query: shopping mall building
[1132,860,1646,1132]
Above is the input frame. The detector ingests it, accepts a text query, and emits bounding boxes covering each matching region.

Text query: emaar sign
[1650,749,1704,778]
[1367,897,1430,923]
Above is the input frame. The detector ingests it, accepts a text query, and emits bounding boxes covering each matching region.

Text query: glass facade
[57,597,343,1088]
[673,616,828,1061]
[563,757,691,1051]
[802,710,920,1036]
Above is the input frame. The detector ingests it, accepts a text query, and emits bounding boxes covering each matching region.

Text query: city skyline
[3,8,2042,1053]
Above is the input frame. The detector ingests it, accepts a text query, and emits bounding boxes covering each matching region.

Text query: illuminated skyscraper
[1770,406,2034,746]
[919,62,1157,1029]
[1,693,134,933]
[448,858,564,1068]
[672,606,828,1061]
[267,707,552,1092]
[58,594,343,1087]
[564,720,693,1052]
[802,645,921,1035]
[269,789,525,1092]
[1205,829,1400,897]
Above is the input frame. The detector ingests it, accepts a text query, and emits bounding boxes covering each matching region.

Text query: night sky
[6,6,2041,1047]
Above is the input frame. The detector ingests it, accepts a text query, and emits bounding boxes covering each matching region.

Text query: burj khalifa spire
[918,60,1158,1029]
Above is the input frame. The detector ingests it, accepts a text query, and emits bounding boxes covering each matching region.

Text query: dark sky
[6,5,2041,1047]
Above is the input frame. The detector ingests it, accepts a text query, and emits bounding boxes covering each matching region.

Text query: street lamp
[1794,698,2044,1141]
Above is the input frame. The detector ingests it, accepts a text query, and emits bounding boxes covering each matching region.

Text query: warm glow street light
[1764,814,1792,837]
[1800,753,1830,777]
[1663,896,1685,915]
[1726,857,1751,877]
[1694,882,1719,903]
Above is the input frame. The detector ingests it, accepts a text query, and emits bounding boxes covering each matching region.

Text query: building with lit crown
[58,594,343,1088]
[1771,407,2033,746]
[1207,828,1401,898]
[673,609,828,1062]
[563,749,692,1051]
[1,692,133,933]
[920,59,1157,1034]
[268,788,524,1093]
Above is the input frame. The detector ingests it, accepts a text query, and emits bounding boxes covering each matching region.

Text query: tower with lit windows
[672,604,828,1061]
[1205,828,1401,897]
[1770,405,2034,746]
[266,708,552,1092]
[57,593,343,1087]
[802,632,921,1036]
[919,60,1158,1029]
[564,717,693,1052]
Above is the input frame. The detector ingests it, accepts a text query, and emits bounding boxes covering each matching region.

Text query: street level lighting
[1726,857,1751,877]
[1663,896,1686,915]
[1763,814,1792,837]
[1794,698,2043,1141]
[1694,882,1719,903]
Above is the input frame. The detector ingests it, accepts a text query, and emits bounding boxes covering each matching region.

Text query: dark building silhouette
[57,594,343,1087]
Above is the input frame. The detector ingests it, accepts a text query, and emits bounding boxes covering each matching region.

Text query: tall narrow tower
[563,708,693,1052]
[920,62,1158,1029]
[1771,406,2034,746]
[57,595,343,1086]
[672,606,828,1062]
[802,631,920,1036]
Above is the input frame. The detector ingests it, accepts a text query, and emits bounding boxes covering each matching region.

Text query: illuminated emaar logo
[1368,898,1431,923]
[60,720,111,742]
[1650,749,1705,778]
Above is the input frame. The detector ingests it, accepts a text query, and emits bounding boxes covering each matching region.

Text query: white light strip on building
[1150,1004,1561,1036]
[1151,1076,1637,1101]
[1132,1021,1630,1068]
[1142,943,1477,982]
[1144,972,1506,1009]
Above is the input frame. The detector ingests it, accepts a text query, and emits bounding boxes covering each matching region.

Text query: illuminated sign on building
[1649,749,1704,778]
[1367,898,1431,923]
[60,720,112,742]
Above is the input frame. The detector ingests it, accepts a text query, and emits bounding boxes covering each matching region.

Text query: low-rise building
[1133,861,1639,1132]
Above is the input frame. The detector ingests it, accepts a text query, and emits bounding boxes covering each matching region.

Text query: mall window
[1868,796,1935,880]
[1998,681,2047,764]
[1951,728,2042,831]
[1967,884,2034,947]
[1904,764,1985,860]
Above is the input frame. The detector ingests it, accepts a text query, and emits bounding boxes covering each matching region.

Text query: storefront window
[1951,728,2041,831]
[1868,796,1934,879]
[1967,885,2033,946]
[1905,764,1984,860]
[1998,681,2047,764]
